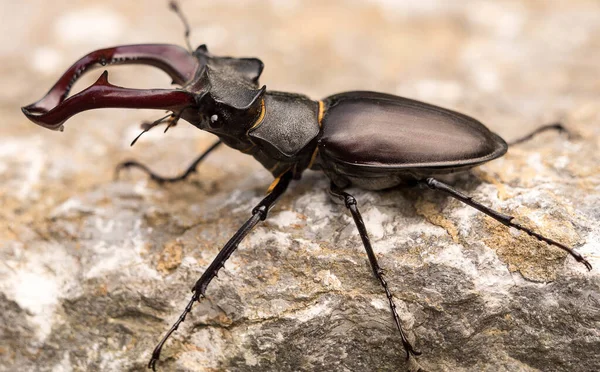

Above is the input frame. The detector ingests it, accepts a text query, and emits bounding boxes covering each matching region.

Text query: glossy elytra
[21,2,592,370]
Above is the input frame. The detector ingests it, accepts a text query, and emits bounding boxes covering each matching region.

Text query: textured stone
[2,1,600,372]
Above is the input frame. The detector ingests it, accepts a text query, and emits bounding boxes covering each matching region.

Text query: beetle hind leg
[115,140,222,184]
[422,177,592,270]
[329,183,422,360]
[508,122,570,146]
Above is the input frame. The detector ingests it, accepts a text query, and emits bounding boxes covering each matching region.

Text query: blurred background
[2,0,599,371]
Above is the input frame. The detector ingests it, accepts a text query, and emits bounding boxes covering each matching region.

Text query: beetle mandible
[21,2,592,370]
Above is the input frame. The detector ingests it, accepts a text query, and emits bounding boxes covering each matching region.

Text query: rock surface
[2,1,600,371]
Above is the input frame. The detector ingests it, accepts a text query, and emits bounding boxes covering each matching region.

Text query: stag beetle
[21,2,591,370]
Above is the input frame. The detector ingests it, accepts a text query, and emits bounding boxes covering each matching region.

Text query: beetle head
[21,43,265,134]
[193,44,264,85]
[188,65,266,138]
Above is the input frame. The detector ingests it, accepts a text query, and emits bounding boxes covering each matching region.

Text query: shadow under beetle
[21,2,592,370]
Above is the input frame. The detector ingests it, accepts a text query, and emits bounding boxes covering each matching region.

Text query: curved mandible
[21,44,199,120]
[21,71,197,130]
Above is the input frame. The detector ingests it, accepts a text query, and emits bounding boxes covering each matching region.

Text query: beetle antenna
[169,1,193,53]
[131,113,172,146]
[163,114,180,133]
[163,106,195,134]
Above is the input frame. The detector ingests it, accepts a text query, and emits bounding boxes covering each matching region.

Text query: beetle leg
[329,183,422,360]
[148,171,293,371]
[169,1,193,53]
[115,140,222,183]
[422,177,592,271]
[508,122,570,146]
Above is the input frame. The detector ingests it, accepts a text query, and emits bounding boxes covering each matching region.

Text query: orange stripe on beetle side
[317,100,325,127]
[247,99,266,133]
[308,101,325,169]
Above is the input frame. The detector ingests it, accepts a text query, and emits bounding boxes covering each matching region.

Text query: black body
[21,44,507,187]
[21,3,590,370]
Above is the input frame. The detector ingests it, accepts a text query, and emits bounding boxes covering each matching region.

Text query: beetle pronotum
[21,2,591,370]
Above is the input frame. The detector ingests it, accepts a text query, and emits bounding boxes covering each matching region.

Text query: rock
[1,1,599,371]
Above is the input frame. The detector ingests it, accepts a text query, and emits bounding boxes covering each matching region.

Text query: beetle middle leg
[421,177,592,270]
[148,171,293,370]
[329,183,422,360]
[115,140,222,184]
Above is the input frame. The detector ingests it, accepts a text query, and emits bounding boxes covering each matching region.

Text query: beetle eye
[207,113,223,129]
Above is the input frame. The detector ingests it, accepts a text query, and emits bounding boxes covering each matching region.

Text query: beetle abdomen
[318,91,507,175]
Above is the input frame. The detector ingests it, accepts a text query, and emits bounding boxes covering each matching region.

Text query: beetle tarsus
[115,140,222,183]
[148,171,293,369]
[508,122,570,146]
[148,293,201,370]
[329,183,421,362]
[422,177,592,271]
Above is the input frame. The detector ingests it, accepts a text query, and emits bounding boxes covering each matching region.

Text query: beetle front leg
[115,140,222,184]
[421,177,592,270]
[148,171,293,370]
[329,183,422,361]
